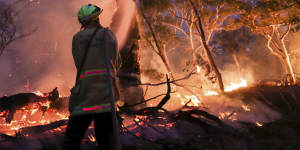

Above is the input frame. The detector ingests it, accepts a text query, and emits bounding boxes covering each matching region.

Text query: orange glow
[242,105,251,112]
[204,90,218,96]
[179,94,202,107]
[0,92,69,135]
[256,121,263,127]
[203,78,248,96]
[224,78,248,92]
[218,112,237,122]
[88,135,96,143]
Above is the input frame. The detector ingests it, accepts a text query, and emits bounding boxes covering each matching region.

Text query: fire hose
[103,28,122,150]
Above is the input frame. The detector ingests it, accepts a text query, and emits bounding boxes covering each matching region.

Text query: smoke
[0,0,136,96]
[137,23,284,124]
[111,0,137,49]
[287,32,300,79]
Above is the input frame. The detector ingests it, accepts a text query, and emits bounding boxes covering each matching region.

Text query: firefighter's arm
[71,34,80,70]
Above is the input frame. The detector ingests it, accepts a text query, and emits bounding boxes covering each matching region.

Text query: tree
[0,0,37,57]
[137,0,245,92]
[225,0,300,84]
[211,27,257,77]
[138,0,176,80]
[168,0,240,91]
[187,0,226,91]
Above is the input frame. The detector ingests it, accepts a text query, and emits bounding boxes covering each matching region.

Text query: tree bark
[280,35,296,85]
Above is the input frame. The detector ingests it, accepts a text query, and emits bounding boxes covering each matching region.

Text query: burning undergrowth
[1,79,300,150]
[1,0,300,150]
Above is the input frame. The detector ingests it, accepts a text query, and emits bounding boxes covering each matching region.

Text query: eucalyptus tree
[225,0,300,84]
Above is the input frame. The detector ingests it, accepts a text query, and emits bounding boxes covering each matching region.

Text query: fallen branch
[19,119,68,135]
[134,70,196,86]
[119,75,172,115]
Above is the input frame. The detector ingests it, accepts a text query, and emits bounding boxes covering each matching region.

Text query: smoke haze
[0,0,136,96]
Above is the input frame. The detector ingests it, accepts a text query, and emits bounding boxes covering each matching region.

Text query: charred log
[0,88,59,123]
[19,119,68,135]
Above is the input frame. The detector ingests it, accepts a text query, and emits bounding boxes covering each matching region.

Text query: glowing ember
[218,112,237,122]
[134,118,140,122]
[88,135,96,143]
[256,121,263,127]
[224,78,248,92]
[242,105,251,112]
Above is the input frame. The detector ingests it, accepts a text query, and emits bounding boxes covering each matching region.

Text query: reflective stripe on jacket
[79,69,116,80]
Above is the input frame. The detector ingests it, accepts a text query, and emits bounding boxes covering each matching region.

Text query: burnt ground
[1,85,300,150]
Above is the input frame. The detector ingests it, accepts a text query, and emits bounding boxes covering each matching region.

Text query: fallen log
[0,88,59,123]
[19,119,68,135]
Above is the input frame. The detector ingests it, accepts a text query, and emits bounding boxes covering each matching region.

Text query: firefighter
[62,4,121,150]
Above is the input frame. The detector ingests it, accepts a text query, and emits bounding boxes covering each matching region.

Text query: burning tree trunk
[189,0,225,92]
[265,24,296,85]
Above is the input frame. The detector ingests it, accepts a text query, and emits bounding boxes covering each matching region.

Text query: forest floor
[1,85,300,150]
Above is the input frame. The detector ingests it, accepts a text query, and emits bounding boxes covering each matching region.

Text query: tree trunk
[265,25,296,85]
[281,40,296,85]
[232,51,242,77]
[189,0,224,91]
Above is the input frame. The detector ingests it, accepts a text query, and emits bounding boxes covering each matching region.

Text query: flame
[33,91,45,97]
[203,78,248,96]
[179,94,202,107]
[204,90,218,96]
[218,112,237,122]
[0,99,69,135]
[224,78,248,92]
[185,95,201,107]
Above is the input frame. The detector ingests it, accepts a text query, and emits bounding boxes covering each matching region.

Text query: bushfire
[0,91,68,136]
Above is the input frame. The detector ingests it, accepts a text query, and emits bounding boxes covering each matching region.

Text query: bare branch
[163,22,189,37]
[135,70,196,86]
[280,24,291,41]
[264,30,283,58]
